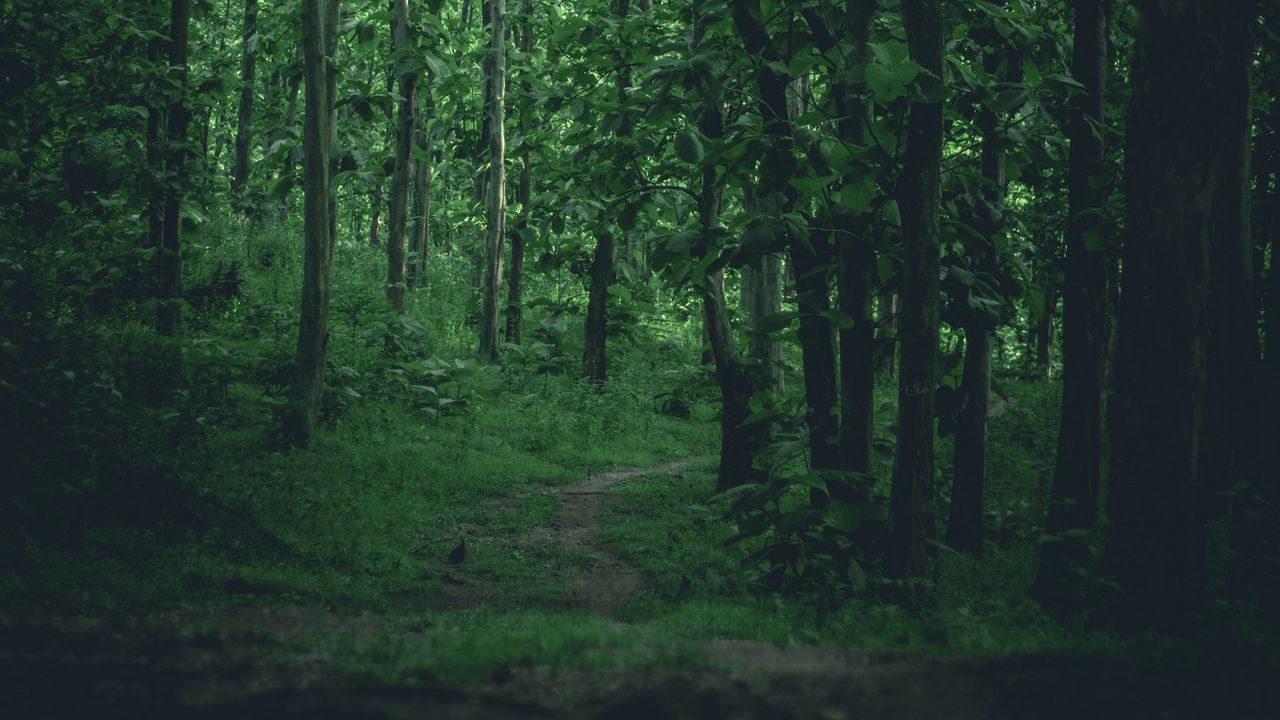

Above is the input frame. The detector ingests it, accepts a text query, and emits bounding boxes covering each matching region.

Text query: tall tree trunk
[409,85,433,284]
[505,4,533,344]
[948,38,1006,554]
[582,0,631,383]
[876,291,897,373]
[886,0,943,581]
[1103,0,1253,628]
[478,0,507,359]
[1035,280,1056,374]
[231,0,258,198]
[386,0,417,314]
[278,43,303,220]
[146,5,165,263]
[284,0,338,446]
[157,0,190,338]
[1032,0,1109,603]
[731,3,838,503]
[742,258,783,396]
[696,3,760,491]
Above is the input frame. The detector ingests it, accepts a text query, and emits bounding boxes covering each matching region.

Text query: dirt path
[5,458,1274,719]
[531,458,696,616]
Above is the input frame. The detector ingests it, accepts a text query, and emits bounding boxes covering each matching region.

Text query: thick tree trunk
[157,0,190,337]
[386,0,417,314]
[231,0,257,198]
[479,0,507,359]
[742,257,783,395]
[1034,0,1109,602]
[886,0,943,581]
[284,0,338,446]
[1103,0,1253,627]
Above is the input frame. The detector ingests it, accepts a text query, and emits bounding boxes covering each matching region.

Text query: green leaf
[674,127,704,164]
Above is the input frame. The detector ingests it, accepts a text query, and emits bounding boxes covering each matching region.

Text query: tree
[1103,0,1255,627]
[886,0,943,581]
[946,17,1012,556]
[386,0,418,314]
[478,0,506,359]
[231,0,258,199]
[582,0,631,384]
[1031,0,1110,600]
[157,0,191,337]
[505,2,534,345]
[283,0,339,446]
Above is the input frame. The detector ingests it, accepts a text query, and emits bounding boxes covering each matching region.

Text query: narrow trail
[531,458,696,616]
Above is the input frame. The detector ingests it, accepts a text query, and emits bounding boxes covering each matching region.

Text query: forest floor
[4,456,1275,719]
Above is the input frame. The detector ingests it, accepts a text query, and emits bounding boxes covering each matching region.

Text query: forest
[2,0,1278,717]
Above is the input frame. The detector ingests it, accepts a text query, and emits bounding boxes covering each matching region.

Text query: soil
[3,459,1275,719]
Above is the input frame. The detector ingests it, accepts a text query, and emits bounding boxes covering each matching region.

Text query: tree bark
[742,257,783,396]
[479,0,507,359]
[409,84,433,284]
[231,0,258,199]
[886,0,943,581]
[386,0,417,314]
[157,0,190,337]
[730,2,839,502]
[582,0,631,383]
[1103,0,1253,628]
[947,15,1009,556]
[506,5,533,344]
[284,0,338,446]
[1033,0,1109,602]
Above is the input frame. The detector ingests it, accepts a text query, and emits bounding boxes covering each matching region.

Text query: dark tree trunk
[284,0,338,446]
[1103,0,1254,628]
[742,258,783,396]
[886,0,943,581]
[799,0,875,482]
[157,0,191,337]
[386,0,417,314]
[479,0,507,359]
[731,2,840,504]
[231,0,258,198]
[946,14,1010,556]
[1032,0,1109,603]
[582,0,632,383]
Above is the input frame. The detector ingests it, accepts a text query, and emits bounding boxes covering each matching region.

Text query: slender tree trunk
[157,0,190,337]
[284,0,338,446]
[583,0,631,383]
[876,291,897,373]
[695,4,761,490]
[947,27,1008,556]
[369,184,383,247]
[409,86,433,284]
[505,5,533,343]
[386,0,417,314]
[1035,281,1056,374]
[1103,0,1253,628]
[478,0,507,359]
[886,0,943,582]
[231,0,258,198]
[278,44,303,220]
[146,5,165,262]
[815,0,876,481]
